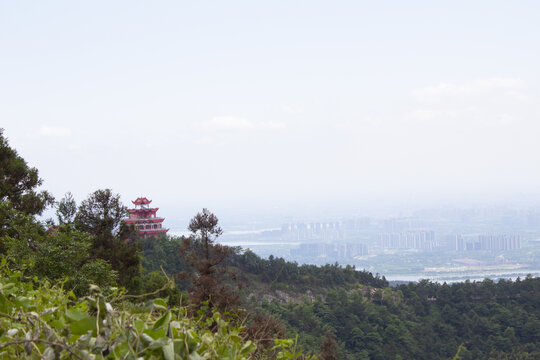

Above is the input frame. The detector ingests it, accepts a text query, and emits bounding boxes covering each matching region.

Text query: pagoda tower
[124,197,169,237]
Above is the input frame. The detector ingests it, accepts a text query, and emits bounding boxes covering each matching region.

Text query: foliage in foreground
[0,260,305,359]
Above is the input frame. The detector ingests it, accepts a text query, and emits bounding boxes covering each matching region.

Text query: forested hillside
[0,129,306,359]
[141,235,540,359]
[259,277,540,359]
[2,127,540,359]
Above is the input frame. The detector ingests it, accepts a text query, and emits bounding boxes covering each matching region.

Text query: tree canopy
[182,208,239,312]
[75,189,142,292]
[0,128,53,216]
[75,189,127,239]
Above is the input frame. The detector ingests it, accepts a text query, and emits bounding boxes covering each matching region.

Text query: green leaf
[188,352,203,360]
[174,340,187,357]
[153,311,172,330]
[43,347,55,360]
[148,337,170,350]
[134,319,145,333]
[0,282,15,291]
[69,316,96,335]
[186,330,199,352]
[240,340,256,355]
[0,293,12,313]
[162,340,175,360]
[14,296,32,310]
[140,333,155,345]
[153,298,168,310]
[144,328,166,341]
[65,309,90,322]
[49,316,66,329]
[113,342,130,358]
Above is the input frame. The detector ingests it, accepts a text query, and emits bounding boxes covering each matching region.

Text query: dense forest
[141,235,540,359]
[1,127,540,359]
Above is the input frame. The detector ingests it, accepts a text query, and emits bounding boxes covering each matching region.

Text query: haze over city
[2,1,540,227]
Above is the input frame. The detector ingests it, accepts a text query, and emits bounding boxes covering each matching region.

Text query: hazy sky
[2,1,540,224]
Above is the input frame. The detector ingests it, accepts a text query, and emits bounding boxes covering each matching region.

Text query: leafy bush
[0,258,306,359]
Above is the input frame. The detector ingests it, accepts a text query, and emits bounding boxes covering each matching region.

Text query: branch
[111,268,174,304]
[0,339,83,360]
[0,312,27,324]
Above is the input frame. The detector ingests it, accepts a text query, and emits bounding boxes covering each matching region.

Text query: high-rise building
[455,234,521,251]
[378,230,436,250]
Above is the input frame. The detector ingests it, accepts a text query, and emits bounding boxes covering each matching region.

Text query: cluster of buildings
[282,220,371,259]
[455,234,521,251]
[291,242,368,259]
[378,230,436,251]
[281,222,345,242]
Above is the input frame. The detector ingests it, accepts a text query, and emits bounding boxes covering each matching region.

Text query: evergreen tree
[0,129,53,253]
[320,332,338,360]
[55,192,77,225]
[181,208,239,312]
[0,129,54,216]
[75,189,141,291]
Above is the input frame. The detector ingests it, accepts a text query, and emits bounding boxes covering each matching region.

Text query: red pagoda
[124,197,169,237]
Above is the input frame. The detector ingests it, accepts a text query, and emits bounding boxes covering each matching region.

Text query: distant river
[168,227,281,238]
[384,270,540,283]
[217,241,300,246]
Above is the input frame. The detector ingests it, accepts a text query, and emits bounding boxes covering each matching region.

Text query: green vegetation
[0,260,305,359]
[0,129,307,359]
[1,127,540,359]
[258,277,540,359]
[143,235,540,359]
[0,129,53,219]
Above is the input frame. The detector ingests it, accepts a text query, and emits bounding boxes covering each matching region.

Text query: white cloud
[406,77,533,126]
[412,77,526,103]
[34,126,72,137]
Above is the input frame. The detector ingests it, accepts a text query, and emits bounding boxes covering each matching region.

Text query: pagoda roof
[125,218,165,224]
[128,208,159,213]
[132,197,152,205]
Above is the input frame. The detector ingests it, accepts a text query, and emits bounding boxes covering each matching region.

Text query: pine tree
[181,208,239,312]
